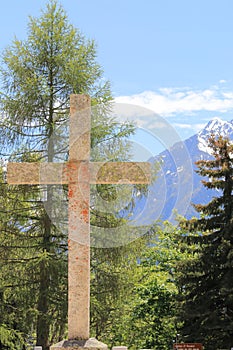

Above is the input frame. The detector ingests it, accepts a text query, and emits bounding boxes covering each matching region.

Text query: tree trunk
[36,190,53,350]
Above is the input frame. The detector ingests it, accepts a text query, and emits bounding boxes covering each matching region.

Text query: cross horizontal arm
[7,162,151,185]
[92,162,151,184]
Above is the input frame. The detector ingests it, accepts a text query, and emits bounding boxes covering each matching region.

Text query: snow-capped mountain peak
[135,116,233,223]
[204,117,227,132]
[197,118,233,154]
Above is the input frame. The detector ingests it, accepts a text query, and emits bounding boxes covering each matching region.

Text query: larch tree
[177,135,233,350]
[0,1,135,349]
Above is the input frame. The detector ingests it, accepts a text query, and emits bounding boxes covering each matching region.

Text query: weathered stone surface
[7,161,151,185]
[69,94,91,161]
[50,337,108,350]
[90,162,151,184]
[68,96,91,340]
[68,182,90,338]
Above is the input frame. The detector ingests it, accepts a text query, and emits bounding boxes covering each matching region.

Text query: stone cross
[7,94,151,341]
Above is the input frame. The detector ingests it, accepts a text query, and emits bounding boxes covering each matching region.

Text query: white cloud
[113,102,185,149]
[173,123,206,132]
[115,85,233,117]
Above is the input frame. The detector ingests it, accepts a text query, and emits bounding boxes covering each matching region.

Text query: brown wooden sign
[173,344,203,350]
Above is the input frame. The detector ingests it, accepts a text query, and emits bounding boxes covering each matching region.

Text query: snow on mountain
[132,117,233,225]
[197,118,233,154]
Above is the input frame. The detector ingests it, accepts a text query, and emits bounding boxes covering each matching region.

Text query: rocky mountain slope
[134,118,233,225]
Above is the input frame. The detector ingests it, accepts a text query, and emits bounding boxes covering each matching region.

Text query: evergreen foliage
[0,1,135,349]
[178,135,233,350]
[0,2,183,349]
[99,222,189,350]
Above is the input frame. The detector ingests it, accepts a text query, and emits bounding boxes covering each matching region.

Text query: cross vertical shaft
[68,95,91,339]
[6,93,152,349]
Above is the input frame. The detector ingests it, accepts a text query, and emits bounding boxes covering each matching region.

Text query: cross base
[50,337,108,350]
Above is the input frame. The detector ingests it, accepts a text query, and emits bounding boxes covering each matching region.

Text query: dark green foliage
[178,135,233,350]
[0,159,68,349]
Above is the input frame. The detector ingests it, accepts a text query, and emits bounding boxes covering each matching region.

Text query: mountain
[133,118,233,225]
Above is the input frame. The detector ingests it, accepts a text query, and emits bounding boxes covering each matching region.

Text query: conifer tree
[178,135,233,350]
[0,1,134,349]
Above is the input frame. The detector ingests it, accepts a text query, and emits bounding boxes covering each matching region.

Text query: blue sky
[1,0,233,155]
